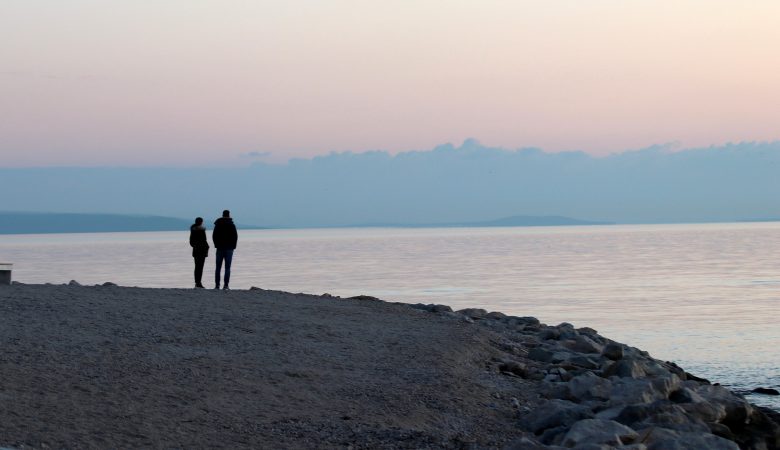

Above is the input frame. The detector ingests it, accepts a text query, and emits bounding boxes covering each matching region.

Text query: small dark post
[0,263,12,285]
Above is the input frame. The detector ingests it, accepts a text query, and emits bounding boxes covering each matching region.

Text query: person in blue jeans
[212,209,238,290]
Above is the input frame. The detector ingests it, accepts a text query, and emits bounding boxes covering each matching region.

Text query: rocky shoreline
[405,303,780,449]
[1,283,778,449]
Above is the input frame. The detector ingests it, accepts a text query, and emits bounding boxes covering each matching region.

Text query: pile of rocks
[408,304,780,450]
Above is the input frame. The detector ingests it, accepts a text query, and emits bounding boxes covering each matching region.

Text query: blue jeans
[215,249,234,287]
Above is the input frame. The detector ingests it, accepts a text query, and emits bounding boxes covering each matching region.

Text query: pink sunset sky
[1,1,779,167]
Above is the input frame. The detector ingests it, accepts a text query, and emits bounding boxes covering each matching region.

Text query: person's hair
[222,210,230,218]
[195,217,203,225]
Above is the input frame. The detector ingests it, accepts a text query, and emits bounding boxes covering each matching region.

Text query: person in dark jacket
[189,217,209,288]
[212,209,238,290]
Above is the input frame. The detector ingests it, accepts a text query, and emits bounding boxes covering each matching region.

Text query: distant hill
[457,215,612,227]
[348,215,612,228]
[0,212,263,234]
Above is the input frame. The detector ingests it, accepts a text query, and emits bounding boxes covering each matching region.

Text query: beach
[0,283,778,449]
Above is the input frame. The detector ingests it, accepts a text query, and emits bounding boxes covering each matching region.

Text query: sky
[2,1,780,167]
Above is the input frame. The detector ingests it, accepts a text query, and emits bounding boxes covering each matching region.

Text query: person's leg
[223,249,234,288]
[192,256,203,287]
[215,249,224,288]
[194,256,205,287]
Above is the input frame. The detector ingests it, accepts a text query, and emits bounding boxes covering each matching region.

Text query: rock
[568,372,613,401]
[604,359,648,379]
[664,361,688,379]
[539,425,569,445]
[528,348,555,363]
[568,354,600,370]
[693,385,753,427]
[504,437,554,450]
[557,322,576,331]
[506,315,541,326]
[68,280,81,286]
[635,405,711,433]
[595,404,625,421]
[562,335,604,354]
[542,381,572,400]
[249,286,263,290]
[102,281,117,286]
[614,402,668,427]
[553,324,578,340]
[679,400,727,424]
[499,360,527,378]
[520,399,594,434]
[539,328,561,340]
[430,304,453,313]
[641,429,739,450]
[523,323,543,333]
[550,351,577,364]
[707,422,736,441]
[650,374,682,398]
[456,308,487,319]
[560,419,639,447]
[752,387,780,396]
[609,378,667,406]
[643,360,675,377]
[669,387,705,404]
[409,303,433,312]
[684,371,711,384]
[577,326,599,336]
[441,311,474,323]
[485,311,506,320]
[544,367,572,382]
[348,294,380,301]
[602,343,625,360]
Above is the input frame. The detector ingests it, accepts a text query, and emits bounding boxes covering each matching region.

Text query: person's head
[222,210,230,218]
[195,217,203,225]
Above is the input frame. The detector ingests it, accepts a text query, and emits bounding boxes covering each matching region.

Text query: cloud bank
[2,140,779,227]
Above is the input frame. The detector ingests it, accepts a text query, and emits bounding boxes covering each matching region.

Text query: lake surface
[1,223,779,409]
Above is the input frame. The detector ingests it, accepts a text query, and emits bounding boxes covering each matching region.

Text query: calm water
[1,223,779,409]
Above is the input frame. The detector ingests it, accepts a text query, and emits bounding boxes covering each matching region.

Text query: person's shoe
[214,285,220,290]
[195,284,204,289]
[223,285,230,291]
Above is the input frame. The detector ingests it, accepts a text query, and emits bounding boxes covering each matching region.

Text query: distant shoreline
[2,211,780,236]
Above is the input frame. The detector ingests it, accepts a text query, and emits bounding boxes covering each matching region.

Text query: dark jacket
[212,217,238,250]
[189,224,210,257]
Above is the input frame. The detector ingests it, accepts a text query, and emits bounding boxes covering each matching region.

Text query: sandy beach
[1,284,778,449]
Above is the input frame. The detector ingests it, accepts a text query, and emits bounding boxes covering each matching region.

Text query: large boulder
[609,378,668,406]
[693,385,753,427]
[455,308,487,319]
[639,428,739,450]
[528,348,555,363]
[562,335,604,354]
[604,359,648,379]
[560,419,639,447]
[520,399,594,434]
[602,342,625,360]
[568,372,613,402]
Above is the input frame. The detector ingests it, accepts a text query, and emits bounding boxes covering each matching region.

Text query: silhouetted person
[212,209,238,290]
[189,217,209,288]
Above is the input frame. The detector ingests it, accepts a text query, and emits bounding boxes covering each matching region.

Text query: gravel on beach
[1,283,778,449]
